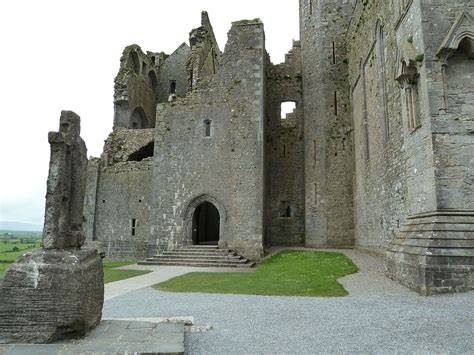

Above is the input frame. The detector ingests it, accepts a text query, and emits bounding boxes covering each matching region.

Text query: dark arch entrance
[192,202,220,245]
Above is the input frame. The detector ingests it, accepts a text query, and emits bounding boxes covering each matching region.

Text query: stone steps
[160,251,239,257]
[138,246,256,268]
[147,255,243,262]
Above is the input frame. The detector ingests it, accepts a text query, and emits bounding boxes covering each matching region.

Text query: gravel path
[103,249,474,354]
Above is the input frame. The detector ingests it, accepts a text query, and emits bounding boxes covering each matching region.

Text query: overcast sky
[0,0,299,225]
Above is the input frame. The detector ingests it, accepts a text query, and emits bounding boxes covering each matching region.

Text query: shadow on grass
[153,250,359,297]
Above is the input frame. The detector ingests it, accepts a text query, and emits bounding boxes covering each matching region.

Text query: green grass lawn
[0,249,151,283]
[153,250,359,297]
[103,261,151,283]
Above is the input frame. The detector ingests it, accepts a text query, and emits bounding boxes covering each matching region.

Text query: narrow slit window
[279,201,291,218]
[170,80,177,94]
[131,218,137,237]
[332,42,336,64]
[204,119,212,137]
[334,91,338,116]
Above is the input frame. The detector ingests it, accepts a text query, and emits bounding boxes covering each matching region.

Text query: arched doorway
[192,202,220,245]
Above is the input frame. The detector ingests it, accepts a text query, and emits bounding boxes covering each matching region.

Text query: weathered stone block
[0,248,104,344]
[386,211,474,295]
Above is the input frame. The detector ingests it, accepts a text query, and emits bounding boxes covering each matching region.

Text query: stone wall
[265,42,305,246]
[157,43,191,102]
[299,0,355,248]
[418,3,474,210]
[187,12,222,90]
[346,0,412,253]
[84,129,155,260]
[149,19,266,261]
[113,45,159,130]
[346,0,473,294]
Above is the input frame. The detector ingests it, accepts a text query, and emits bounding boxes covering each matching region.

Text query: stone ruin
[82,4,474,296]
[0,111,104,344]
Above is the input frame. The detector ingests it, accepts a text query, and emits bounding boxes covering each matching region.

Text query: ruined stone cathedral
[83,0,474,295]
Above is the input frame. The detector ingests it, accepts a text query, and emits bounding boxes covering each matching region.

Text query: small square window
[281,102,296,120]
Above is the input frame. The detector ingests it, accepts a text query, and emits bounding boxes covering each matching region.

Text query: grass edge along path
[153,250,359,297]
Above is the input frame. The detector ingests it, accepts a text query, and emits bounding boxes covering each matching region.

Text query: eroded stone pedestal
[0,247,104,344]
[386,210,474,295]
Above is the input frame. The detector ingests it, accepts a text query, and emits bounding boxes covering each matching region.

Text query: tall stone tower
[299,0,355,247]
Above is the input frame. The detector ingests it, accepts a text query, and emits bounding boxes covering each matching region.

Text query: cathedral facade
[84,1,474,295]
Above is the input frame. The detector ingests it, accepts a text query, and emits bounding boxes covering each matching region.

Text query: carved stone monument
[0,111,104,344]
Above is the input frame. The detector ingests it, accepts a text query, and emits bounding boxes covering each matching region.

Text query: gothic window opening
[281,101,296,120]
[130,107,149,129]
[279,201,291,218]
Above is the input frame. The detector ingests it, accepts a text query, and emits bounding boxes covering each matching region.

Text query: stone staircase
[138,245,256,268]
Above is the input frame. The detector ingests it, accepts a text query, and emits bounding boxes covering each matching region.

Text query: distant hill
[0,221,42,232]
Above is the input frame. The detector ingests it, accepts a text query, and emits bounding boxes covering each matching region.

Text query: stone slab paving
[1,320,184,355]
[103,249,474,354]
